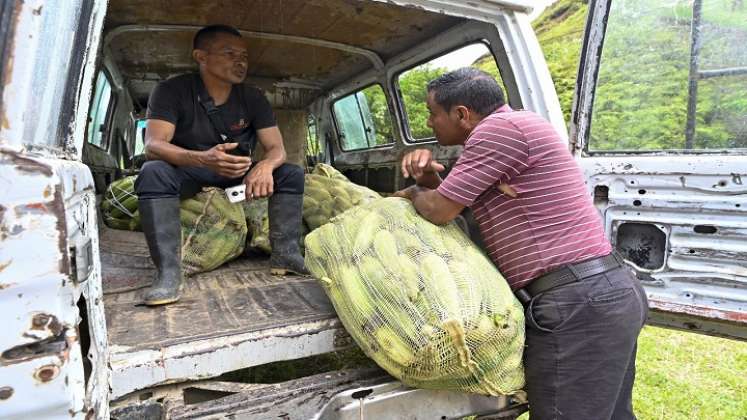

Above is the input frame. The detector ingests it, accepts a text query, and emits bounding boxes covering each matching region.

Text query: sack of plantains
[304,197,525,396]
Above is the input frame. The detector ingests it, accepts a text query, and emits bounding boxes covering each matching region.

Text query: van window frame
[86,70,117,150]
[393,39,503,145]
[330,82,396,152]
[576,0,747,157]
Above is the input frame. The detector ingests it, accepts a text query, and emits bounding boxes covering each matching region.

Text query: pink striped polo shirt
[437,105,611,290]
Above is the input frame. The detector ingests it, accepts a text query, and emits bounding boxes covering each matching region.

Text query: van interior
[87,0,529,411]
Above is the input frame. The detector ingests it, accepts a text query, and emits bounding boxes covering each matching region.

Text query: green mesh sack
[242,198,272,253]
[304,197,525,396]
[101,175,141,231]
[180,188,247,275]
[303,166,381,231]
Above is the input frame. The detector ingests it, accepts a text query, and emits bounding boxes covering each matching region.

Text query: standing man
[394,68,648,419]
[135,25,308,306]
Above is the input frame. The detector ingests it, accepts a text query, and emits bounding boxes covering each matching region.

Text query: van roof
[103,0,531,106]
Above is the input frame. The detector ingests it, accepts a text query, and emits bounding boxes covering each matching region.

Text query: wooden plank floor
[99,226,337,353]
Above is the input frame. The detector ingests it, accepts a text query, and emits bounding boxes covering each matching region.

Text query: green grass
[633,326,747,419]
[518,326,747,419]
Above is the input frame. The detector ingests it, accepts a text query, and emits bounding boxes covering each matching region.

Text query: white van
[0,0,744,418]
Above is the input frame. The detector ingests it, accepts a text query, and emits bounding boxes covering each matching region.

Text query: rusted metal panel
[109,319,347,399]
[649,299,747,325]
[580,156,747,338]
[165,369,522,420]
[0,148,110,418]
[0,7,111,417]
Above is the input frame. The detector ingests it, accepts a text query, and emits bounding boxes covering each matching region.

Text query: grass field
[632,326,747,419]
[518,325,747,419]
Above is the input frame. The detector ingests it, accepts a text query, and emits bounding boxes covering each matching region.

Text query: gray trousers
[523,263,649,419]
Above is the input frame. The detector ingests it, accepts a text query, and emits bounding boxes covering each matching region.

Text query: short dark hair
[426,67,505,116]
[193,24,242,50]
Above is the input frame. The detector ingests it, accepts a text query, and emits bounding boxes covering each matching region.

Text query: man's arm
[244,126,287,198]
[255,126,287,169]
[144,119,252,178]
[395,185,465,225]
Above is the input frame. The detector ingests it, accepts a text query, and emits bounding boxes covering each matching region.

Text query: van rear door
[0,1,110,418]
[572,0,747,339]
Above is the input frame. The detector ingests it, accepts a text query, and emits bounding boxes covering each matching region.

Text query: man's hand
[199,143,252,178]
[401,149,445,186]
[243,161,274,199]
[402,148,518,198]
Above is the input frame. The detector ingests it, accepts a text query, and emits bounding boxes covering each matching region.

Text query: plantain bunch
[303,164,381,231]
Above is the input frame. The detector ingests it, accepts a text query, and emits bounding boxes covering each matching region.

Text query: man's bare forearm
[145,140,205,167]
[257,143,286,170]
[410,186,443,224]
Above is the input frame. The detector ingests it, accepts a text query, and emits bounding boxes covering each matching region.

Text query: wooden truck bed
[99,226,348,399]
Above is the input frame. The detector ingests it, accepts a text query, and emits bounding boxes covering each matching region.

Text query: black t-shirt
[146,73,276,153]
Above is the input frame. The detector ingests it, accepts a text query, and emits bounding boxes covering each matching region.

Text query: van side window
[306,114,322,163]
[332,84,394,151]
[133,119,147,155]
[87,71,114,148]
[397,42,505,142]
[589,1,747,151]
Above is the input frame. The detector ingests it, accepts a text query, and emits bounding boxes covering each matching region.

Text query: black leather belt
[515,252,625,305]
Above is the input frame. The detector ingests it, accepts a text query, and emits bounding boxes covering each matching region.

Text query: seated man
[135,24,307,306]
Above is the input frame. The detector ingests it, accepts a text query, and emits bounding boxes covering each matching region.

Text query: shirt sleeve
[437,116,529,207]
[246,88,276,129]
[145,80,181,124]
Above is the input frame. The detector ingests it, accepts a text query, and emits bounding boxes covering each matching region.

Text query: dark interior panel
[615,222,666,270]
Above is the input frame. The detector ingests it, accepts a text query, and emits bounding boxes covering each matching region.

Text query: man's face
[426,91,468,146]
[199,33,249,84]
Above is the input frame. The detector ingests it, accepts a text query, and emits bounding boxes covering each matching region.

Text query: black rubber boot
[268,193,309,276]
[139,197,183,305]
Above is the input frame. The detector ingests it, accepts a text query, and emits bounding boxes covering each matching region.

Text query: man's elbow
[143,140,158,160]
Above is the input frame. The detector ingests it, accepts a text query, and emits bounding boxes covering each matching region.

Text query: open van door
[0,1,110,418]
[571,0,747,339]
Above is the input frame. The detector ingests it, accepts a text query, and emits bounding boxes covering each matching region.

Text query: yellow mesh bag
[180,188,247,275]
[305,197,525,396]
[303,165,381,231]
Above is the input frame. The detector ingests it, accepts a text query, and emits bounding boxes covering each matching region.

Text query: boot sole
[144,296,180,306]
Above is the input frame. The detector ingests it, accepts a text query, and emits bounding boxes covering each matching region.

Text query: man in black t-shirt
[134,25,308,306]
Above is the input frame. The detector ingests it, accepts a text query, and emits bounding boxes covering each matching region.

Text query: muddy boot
[139,197,183,305]
[268,193,310,276]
